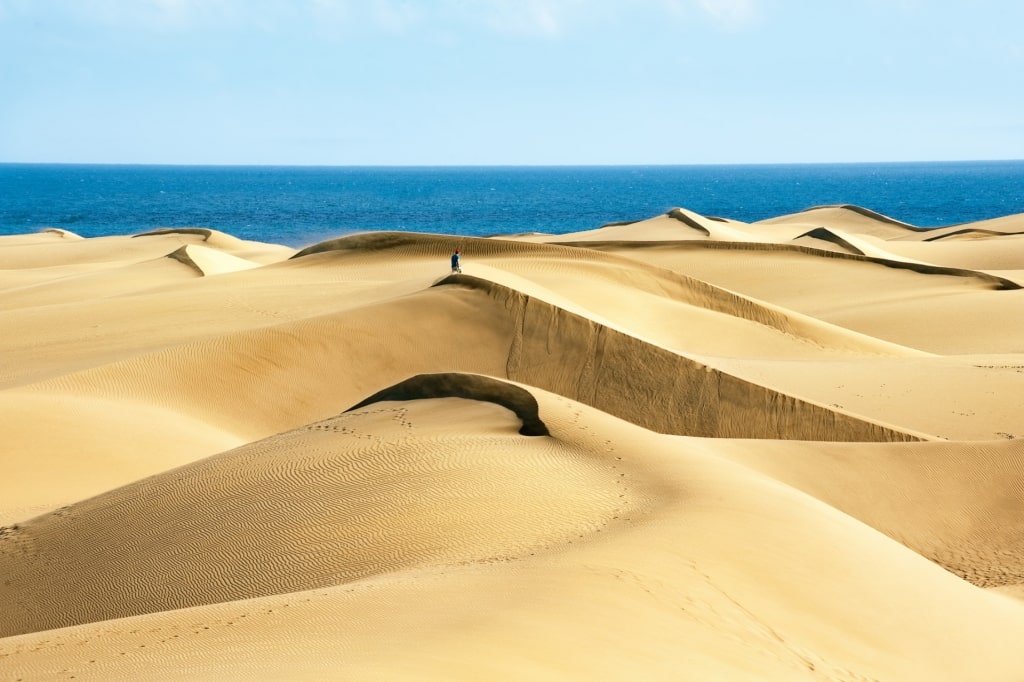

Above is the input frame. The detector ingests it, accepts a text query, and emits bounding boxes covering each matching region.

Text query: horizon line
[2,158,1023,170]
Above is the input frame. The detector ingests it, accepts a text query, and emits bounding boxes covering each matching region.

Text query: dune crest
[166,244,262,276]
[922,227,1024,243]
[134,226,227,243]
[761,204,923,236]
[665,207,712,235]
[804,204,922,229]
[432,274,925,441]
[347,372,550,436]
[41,227,84,239]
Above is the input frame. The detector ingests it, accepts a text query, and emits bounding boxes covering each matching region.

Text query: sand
[1,207,1024,680]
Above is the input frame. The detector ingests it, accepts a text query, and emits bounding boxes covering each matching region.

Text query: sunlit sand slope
[2,386,1024,680]
[713,437,1024,589]
[2,230,935,524]
[0,381,631,636]
[2,205,1024,680]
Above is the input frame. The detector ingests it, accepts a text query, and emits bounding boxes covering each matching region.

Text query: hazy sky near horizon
[1,0,1021,165]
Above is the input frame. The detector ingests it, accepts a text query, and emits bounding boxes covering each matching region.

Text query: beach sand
[2,206,1024,679]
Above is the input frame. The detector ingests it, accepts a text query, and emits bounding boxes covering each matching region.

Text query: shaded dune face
[0,389,634,637]
[16,238,923,446]
[556,237,1021,290]
[434,275,923,442]
[285,234,927,439]
[348,373,550,436]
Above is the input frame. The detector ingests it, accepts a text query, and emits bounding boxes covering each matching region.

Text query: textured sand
[2,209,1024,680]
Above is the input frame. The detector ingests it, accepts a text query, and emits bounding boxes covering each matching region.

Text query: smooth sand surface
[2,211,1024,680]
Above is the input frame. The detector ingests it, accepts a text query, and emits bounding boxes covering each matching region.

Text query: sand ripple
[0,389,633,636]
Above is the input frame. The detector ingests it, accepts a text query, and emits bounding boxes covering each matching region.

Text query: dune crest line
[346,372,550,436]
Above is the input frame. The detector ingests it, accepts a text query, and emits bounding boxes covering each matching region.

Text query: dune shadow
[346,372,550,436]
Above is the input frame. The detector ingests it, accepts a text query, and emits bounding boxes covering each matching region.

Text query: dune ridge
[922,227,1024,241]
[556,238,1021,290]
[40,227,83,239]
[2,204,1024,680]
[347,372,550,436]
[438,274,925,441]
[758,204,925,237]
[134,227,232,244]
[166,244,262,276]
[798,204,922,229]
[665,207,712,235]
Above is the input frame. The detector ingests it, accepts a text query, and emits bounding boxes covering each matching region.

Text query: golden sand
[2,207,1024,679]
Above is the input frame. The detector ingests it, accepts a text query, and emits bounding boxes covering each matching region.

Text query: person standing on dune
[451,249,462,273]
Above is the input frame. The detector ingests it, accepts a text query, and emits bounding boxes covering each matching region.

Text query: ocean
[1,161,1022,248]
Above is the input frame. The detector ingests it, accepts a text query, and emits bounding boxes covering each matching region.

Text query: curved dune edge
[795,226,867,254]
[440,259,933,360]
[665,207,712,235]
[10,264,929,457]
[133,227,220,242]
[561,239,1022,290]
[549,209,750,244]
[291,230,448,258]
[768,204,924,230]
[290,229,565,262]
[347,373,550,436]
[288,228,939,355]
[668,207,763,242]
[808,204,922,229]
[794,227,928,263]
[435,274,927,442]
[166,244,262,276]
[40,227,83,239]
[132,228,293,262]
[923,227,1024,242]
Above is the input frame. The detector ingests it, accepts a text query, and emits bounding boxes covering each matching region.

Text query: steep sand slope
[13,237,928,446]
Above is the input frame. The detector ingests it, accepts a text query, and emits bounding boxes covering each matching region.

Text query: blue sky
[1,0,1021,165]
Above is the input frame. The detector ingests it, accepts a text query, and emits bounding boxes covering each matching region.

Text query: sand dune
[166,244,263,276]
[757,204,926,238]
[2,208,1024,680]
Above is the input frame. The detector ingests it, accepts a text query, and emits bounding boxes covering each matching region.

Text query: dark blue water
[1,162,1022,248]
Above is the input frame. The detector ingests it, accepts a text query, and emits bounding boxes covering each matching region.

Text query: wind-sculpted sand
[2,208,1024,680]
